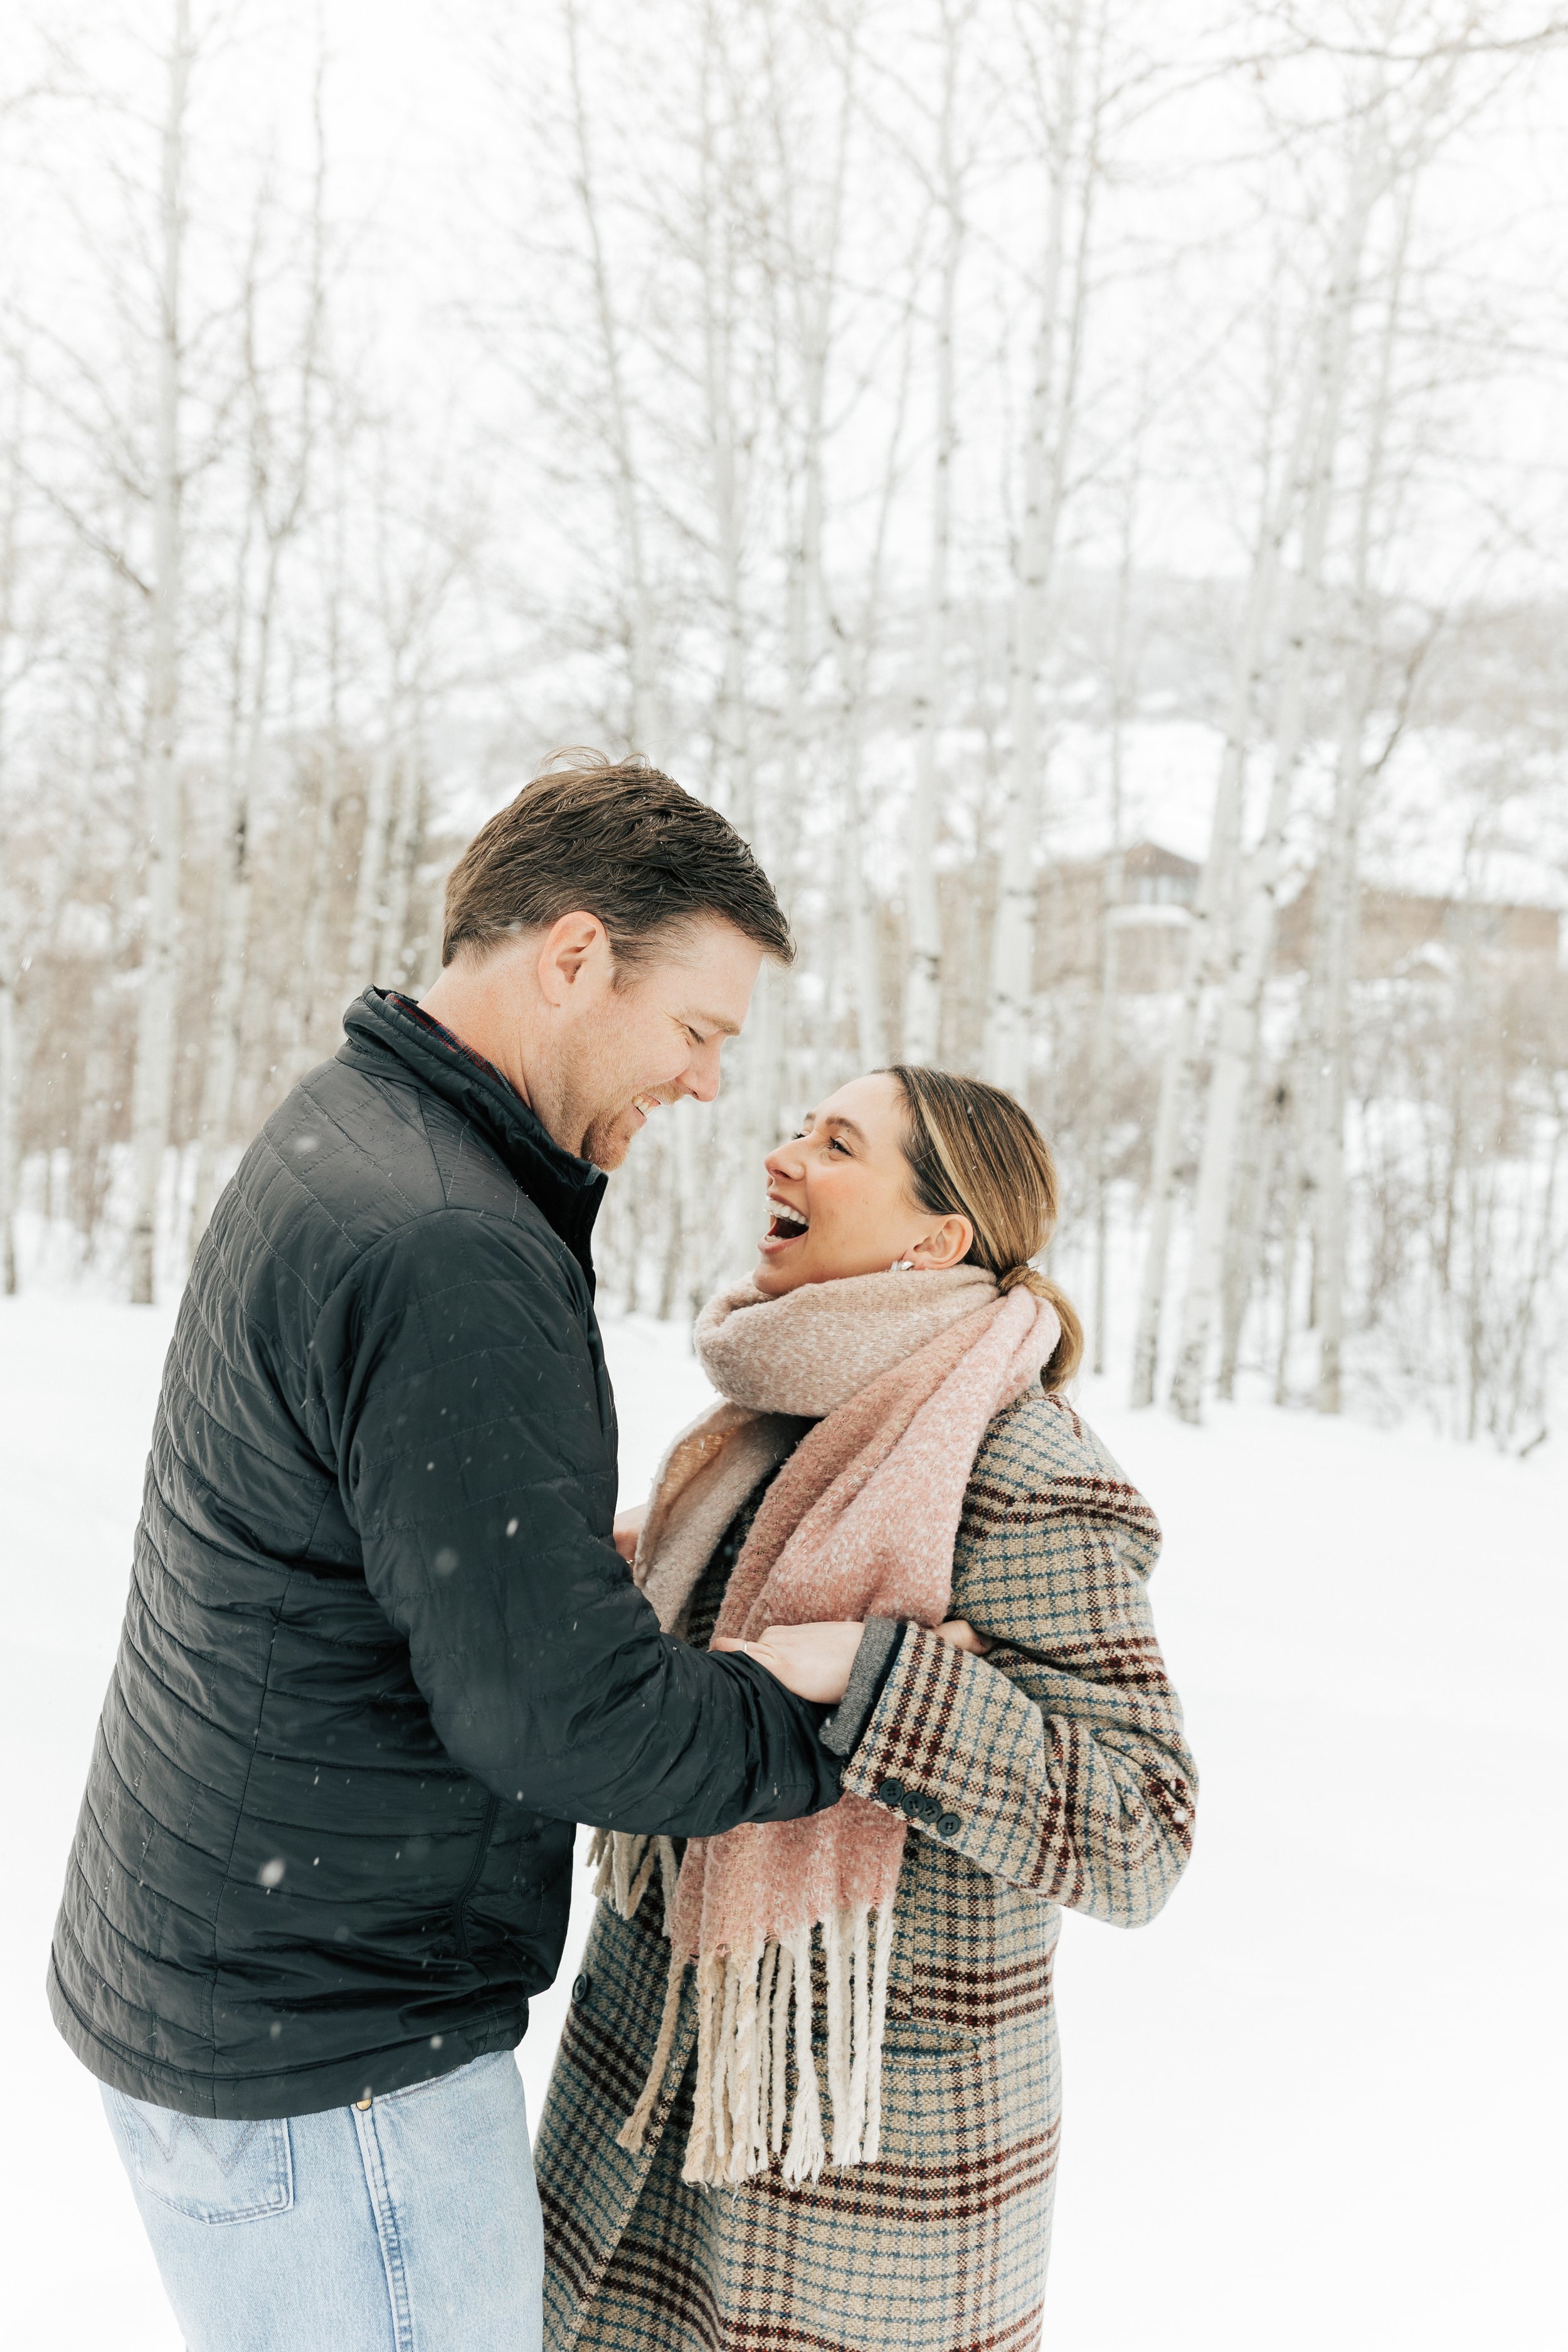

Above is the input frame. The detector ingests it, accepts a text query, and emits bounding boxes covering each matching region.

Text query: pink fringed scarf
[595,1265,1059,2188]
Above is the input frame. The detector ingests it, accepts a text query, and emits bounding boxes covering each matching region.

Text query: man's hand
[712,1622,865,1703]
[613,1500,649,1564]
[711,1616,990,1702]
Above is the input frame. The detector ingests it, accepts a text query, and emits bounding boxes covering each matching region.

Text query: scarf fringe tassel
[591,1831,893,2189]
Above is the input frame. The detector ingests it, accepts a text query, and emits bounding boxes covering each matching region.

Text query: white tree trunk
[187,752,255,1253]
[0,926,16,1295]
[292,745,345,1068]
[292,416,356,1076]
[378,742,425,984]
[904,9,966,1066]
[1088,443,1138,1374]
[1167,144,1380,1422]
[128,0,191,1306]
[1314,178,1417,1414]
[1128,465,1291,1406]
[1216,1037,1281,1399]
[0,371,26,1293]
[704,221,750,832]
[825,245,921,1079]
[983,0,1087,1094]
[344,744,395,997]
[696,25,765,1276]
[564,0,659,756]
[193,65,328,1206]
[189,534,282,1253]
[1312,788,1360,1415]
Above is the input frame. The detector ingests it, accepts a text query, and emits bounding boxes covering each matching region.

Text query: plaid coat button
[876,1777,903,1806]
[571,1973,591,2006]
[936,1813,961,1839]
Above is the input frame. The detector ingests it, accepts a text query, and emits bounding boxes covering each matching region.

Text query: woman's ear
[910,1214,973,1271]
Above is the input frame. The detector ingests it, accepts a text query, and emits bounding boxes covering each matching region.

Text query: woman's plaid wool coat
[535,1387,1196,2352]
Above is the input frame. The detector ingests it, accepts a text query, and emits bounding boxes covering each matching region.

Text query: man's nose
[680,1041,723,1105]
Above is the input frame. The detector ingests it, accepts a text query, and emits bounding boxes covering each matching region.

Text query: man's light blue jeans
[102,2050,543,2352]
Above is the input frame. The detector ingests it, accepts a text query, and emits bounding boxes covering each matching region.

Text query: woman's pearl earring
[889,1256,915,1272]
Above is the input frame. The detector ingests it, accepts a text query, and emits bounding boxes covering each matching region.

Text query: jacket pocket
[105,2092,294,2225]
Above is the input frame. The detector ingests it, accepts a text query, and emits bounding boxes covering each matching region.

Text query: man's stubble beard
[543,1019,635,1170]
[580,1104,635,1171]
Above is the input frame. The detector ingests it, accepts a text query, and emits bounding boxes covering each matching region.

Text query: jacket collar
[339,988,607,1284]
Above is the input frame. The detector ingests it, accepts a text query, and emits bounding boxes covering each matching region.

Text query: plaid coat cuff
[840,1621,1194,1928]
[819,1615,906,1757]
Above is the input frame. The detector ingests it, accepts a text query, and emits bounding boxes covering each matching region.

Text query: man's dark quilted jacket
[48,989,841,2119]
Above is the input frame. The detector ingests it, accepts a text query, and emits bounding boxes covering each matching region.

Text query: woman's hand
[711,1621,866,1703]
[936,1618,991,1655]
[612,1501,649,1564]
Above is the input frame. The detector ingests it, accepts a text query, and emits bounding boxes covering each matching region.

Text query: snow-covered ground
[3,1290,1562,2349]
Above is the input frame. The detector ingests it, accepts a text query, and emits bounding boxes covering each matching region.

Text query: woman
[535,1066,1195,2352]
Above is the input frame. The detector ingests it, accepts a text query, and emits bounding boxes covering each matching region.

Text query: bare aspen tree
[1166,110,1387,1422]
[343,742,395,998]
[903,0,972,1065]
[564,0,660,756]
[337,445,470,1013]
[1311,177,1424,1414]
[984,0,1091,1094]
[0,374,29,1292]
[378,739,426,984]
[1128,342,1301,1406]
[694,3,844,1272]
[189,140,327,1250]
[822,280,923,1074]
[276,379,356,1084]
[771,4,849,857]
[127,0,193,1306]
[827,561,889,1075]
[763,0,854,1140]
[1086,425,1143,1371]
[0,867,16,1293]
[697,14,755,840]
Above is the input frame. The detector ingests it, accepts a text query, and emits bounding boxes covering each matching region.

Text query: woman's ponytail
[998,1265,1084,1391]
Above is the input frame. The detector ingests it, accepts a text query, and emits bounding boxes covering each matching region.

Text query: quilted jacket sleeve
[838,1396,1196,1928]
[310,1208,843,1835]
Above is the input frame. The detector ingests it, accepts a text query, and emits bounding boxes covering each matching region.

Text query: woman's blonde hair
[885,1065,1084,1394]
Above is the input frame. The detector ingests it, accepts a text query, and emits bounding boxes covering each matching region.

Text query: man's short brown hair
[441,751,793,971]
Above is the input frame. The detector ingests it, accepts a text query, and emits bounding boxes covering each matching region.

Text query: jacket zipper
[452,1793,499,1962]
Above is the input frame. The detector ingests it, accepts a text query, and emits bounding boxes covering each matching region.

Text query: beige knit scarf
[593,1264,1060,2189]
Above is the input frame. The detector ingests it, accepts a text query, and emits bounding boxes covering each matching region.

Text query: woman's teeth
[767,1202,808,1237]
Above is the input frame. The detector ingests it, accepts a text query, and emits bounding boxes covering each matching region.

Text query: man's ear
[536,911,611,1009]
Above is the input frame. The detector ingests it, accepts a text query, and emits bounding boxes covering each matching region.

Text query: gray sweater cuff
[819,1617,906,1759]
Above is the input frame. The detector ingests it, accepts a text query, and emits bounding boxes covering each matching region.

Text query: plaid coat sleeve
[839,1389,1196,1929]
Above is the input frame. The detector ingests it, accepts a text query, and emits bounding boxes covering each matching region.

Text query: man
[50,756,871,2352]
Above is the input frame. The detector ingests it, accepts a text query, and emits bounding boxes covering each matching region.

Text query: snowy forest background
[3,0,1567,1450]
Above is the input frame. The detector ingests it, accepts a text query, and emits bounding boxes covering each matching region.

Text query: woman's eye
[829,1136,850,1156]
